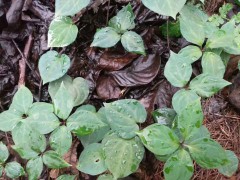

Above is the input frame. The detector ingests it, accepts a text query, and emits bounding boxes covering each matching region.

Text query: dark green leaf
[57,174,76,180]
[160,20,181,38]
[152,108,176,127]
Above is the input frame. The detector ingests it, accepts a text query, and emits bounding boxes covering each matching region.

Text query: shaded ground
[0,0,239,179]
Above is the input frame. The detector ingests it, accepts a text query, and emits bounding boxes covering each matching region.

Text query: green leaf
[164,149,194,180]
[104,99,147,139]
[137,124,180,156]
[97,174,114,180]
[26,157,43,180]
[178,45,202,64]
[77,143,107,175]
[28,102,53,114]
[91,27,121,48]
[121,31,145,55]
[177,98,203,139]
[0,142,9,163]
[189,73,231,97]
[184,125,210,144]
[53,83,74,119]
[49,75,89,107]
[48,17,78,47]
[0,165,3,177]
[152,108,176,127]
[202,52,225,78]
[49,126,72,156]
[164,51,192,87]
[218,150,239,177]
[172,89,199,114]
[109,3,135,32]
[160,20,181,38]
[5,162,25,179]
[219,3,233,18]
[9,85,33,114]
[11,145,39,160]
[0,110,22,132]
[188,138,229,169]
[55,0,90,17]
[102,133,144,179]
[141,0,187,19]
[179,5,207,46]
[38,50,71,84]
[57,174,76,180]
[155,153,173,162]
[43,150,71,169]
[12,122,46,154]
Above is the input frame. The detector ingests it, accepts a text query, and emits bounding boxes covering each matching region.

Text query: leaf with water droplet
[39,50,70,84]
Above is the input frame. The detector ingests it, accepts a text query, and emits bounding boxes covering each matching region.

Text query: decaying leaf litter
[0,0,239,179]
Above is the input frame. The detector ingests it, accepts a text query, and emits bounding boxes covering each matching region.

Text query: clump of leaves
[91,4,146,55]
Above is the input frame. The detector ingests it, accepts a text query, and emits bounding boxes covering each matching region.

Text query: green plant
[91,4,146,55]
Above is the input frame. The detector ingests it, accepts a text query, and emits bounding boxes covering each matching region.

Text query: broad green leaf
[91,27,121,48]
[0,110,22,132]
[188,138,228,168]
[38,50,71,84]
[178,45,202,64]
[26,157,43,180]
[77,143,107,175]
[75,104,96,113]
[43,150,71,169]
[53,83,74,119]
[48,17,78,47]
[172,89,199,114]
[104,99,147,139]
[12,122,46,153]
[97,174,114,180]
[189,74,231,97]
[0,165,3,176]
[28,102,53,114]
[202,52,225,78]
[155,153,173,162]
[55,0,90,16]
[121,31,145,55]
[160,20,181,38]
[177,98,203,139]
[49,126,72,156]
[164,51,192,87]
[164,149,194,180]
[152,108,176,127]
[109,3,135,32]
[5,162,25,179]
[137,124,180,156]
[49,75,89,107]
[141,0,187,19]
[218,150,239,177]
[57,175,76,180]
[9,86,33,114]
[0,142,9,163]
[179,5,206,46]
[11,145,39,160]
[67,109,107,136]
[184,125,210,144]
[102,133,144,179]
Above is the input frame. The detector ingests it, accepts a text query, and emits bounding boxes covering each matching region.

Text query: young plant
[0,142,25,179]
[91,4,146,55]
[137,98,239,180]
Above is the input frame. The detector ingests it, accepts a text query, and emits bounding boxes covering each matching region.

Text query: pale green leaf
[164,149,194,180]
[77,143,107,175]
[102,133,144,179]
[178,45,202,64]
[142,0,187,19]
[121,31,145,55]
[48,17,78,47]
[43,150,71,169]
[137,124,180,156]
[38,50,71,84]
[91,27,121,48]
[9,85,33,114]
[28,102,53,114]
[172,89,199,114]
[97,174,114,180]
[5,162,25,179]
[55,0,90,16]
[164,51,192,87]
[49,126,72,156]
[26,157,43,180]
[53,83,74,119]
[218,150,239,177]
[11,145,39,160]
[0,110,22,132]
[184,125,210,144]
[189,74,231,97]
[188,138,229,168]
[202,52,225,78]
[57,175,76,180]
[0,142,9,163]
